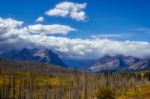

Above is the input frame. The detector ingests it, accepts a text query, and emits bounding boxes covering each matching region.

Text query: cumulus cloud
[0,17,29,40]
[28,24,77,35]
[1,18,150,59]
[0,17,23,28]
[0,17,76,50]
[35,17,44,22]
[0,17,76,36]
[45,2,87,21]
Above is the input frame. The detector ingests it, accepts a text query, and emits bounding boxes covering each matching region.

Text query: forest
[0,58,150,99]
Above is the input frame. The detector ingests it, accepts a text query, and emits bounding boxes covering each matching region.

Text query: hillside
[0,57,72,75]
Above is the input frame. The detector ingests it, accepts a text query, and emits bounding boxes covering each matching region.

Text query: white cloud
[70,11,86,21]
[45,2,87,21]
[1,18,150,59]
[36,17,44,22]
[46,9,69,17]
[0,17,29,40]
[28,24,77,35]
[90,33,131,38]
[0,17,23,27]
[0,17,76,36]
[0,17,76,50]
[22,35,150,59]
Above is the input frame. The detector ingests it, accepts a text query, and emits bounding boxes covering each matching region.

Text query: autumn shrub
[97,87,116,99]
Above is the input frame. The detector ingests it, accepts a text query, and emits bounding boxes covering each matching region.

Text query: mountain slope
[0,48,67,67]
[0,57,72,75]
[91,55,150,72]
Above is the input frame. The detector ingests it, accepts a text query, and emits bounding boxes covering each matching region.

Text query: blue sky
[1,0,150,41]
[0,0,150,59]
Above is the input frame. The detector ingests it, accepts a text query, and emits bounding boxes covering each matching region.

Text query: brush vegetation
[0,58,150,99]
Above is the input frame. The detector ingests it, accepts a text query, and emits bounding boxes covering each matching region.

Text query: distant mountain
[2,48,150,72]
[0,48,67,67]
[91,55,150,72]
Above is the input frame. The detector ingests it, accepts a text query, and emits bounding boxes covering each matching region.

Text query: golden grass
[117,83,150,99]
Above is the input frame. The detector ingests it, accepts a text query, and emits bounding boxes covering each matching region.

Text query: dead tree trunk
[83,66,87,99]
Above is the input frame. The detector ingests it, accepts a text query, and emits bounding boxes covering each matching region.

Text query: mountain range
[0,48,150,72]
